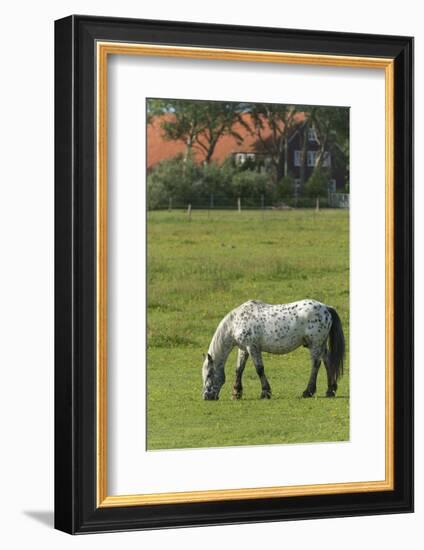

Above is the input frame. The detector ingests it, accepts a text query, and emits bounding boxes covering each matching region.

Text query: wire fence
[148,193,350,212]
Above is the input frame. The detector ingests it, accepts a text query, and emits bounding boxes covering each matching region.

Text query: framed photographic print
[54,15,413,534]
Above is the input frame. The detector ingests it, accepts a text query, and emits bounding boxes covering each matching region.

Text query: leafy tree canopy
[148,99,246,163]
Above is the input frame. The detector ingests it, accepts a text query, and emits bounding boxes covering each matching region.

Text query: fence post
[315,197,320,212]
[237,197,241,213]
[187,203,192,221]
[261,193,265,220]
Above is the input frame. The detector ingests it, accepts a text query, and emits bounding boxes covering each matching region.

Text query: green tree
[310,107,349,172]
[247,103,298,181]
[147,99,245,163]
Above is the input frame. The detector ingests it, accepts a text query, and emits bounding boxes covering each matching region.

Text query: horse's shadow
[227,394,349,401]
[314,395,349,400]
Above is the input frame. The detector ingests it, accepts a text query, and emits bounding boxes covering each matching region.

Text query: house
[147,113,348,194]
[286,124,348,195]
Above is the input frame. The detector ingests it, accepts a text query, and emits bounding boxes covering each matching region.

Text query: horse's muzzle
[203,391,219,401]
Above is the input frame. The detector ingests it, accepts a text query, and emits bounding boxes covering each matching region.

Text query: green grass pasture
[147,209,349,450]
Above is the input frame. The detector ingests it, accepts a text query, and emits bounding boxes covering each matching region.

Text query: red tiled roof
[147,112,305,169]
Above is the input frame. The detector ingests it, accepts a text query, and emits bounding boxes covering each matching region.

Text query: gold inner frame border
[96,41,395,508]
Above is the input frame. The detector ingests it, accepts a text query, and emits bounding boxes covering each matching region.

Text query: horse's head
[202,353,220,400]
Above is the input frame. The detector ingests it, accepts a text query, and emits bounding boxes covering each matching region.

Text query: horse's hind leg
[248,346,272,399]
[232,349,249,400]
[323,348,338,397]
[302,346,323,398]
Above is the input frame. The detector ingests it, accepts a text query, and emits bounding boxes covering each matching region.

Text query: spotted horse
[201,299,345,401]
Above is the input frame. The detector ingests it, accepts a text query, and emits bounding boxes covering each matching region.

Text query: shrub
[147,158,278,208]
[147,177,167,210]
[147,156,202,206]
[230,170,272,205]
[305,169,330,198]
[277,175,295,199]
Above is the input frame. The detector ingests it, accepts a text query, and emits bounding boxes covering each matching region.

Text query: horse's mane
[208,310,235,361]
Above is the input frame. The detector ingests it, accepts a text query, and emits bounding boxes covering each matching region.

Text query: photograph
[146,98,350,450]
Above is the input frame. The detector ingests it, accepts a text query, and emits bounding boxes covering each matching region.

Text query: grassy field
[147,208,349,450]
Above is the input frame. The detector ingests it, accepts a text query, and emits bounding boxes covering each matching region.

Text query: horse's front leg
[248,346,272,399]
[232,349,249,400]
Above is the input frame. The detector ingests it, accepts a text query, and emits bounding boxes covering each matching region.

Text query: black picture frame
[55,14,413,534]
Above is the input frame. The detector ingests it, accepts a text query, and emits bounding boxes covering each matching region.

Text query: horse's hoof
[260,390,271,399]
[326,390,336,398]
[302,389,313,398]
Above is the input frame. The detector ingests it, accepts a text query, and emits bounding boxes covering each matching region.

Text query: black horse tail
[327,307,345,383]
